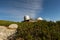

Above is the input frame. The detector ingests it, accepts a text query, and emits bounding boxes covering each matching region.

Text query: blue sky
[0,0,60,22]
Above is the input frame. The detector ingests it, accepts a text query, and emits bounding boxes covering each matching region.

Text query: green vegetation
[0,20,60,40]
[0,20,18,26]
[16,20,60,40]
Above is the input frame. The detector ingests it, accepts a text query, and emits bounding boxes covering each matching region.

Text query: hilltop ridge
[0,20,60,40]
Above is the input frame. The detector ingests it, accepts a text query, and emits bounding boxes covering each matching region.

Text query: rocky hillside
[0,20,60,40]
[0,24,18,40]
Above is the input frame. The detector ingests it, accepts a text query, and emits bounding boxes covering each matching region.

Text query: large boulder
[8,24,18,29]
[0,38,3,40]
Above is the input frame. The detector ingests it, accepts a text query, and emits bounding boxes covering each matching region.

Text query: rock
[0,24,18,40]
[0,38,3,40]
[8,24,18,29]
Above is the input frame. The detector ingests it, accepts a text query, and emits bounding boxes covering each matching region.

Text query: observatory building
[24,15,30,21]
[24,15,43,22]
[37,17,43,20]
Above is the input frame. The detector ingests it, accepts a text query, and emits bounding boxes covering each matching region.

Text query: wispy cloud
[0,0,43,21]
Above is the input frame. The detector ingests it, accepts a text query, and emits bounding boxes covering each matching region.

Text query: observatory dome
[24,15,30,20]
[37,17,43,20]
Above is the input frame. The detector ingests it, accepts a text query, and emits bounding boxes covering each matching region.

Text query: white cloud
[0,0,43,21]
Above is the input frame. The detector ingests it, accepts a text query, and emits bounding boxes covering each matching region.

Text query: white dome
[8,24,18,29]
[37,17,43,20]
[24,15,30,20]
